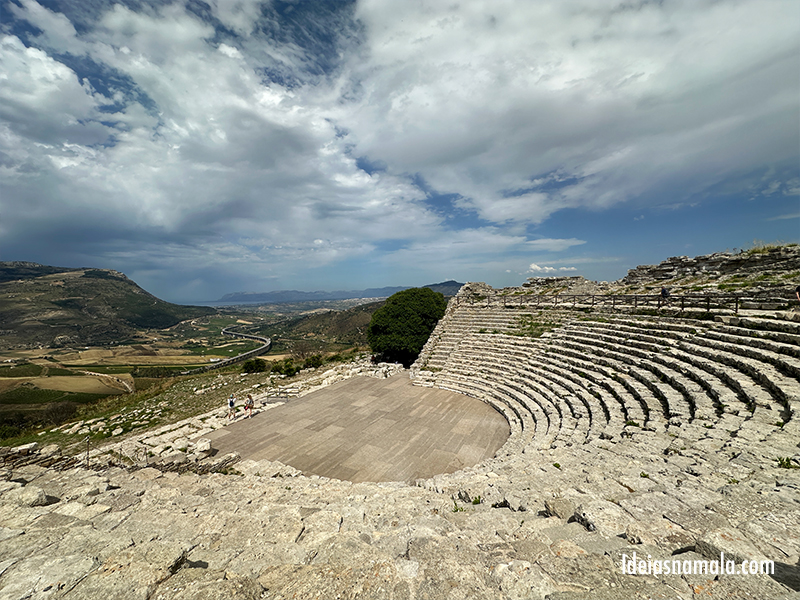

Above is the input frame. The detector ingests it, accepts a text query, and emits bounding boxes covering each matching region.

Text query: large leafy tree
[366,287,447,367]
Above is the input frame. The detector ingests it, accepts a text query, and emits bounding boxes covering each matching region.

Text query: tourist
[227,394,236,420]
[795,284,800,304]
[245,394,254,418]
[660,286,671,305]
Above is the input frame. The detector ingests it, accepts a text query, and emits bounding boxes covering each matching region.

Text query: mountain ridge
[0,262,214,349]
[217,280,464,304]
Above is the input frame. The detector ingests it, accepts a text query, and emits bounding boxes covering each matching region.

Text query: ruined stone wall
[622,245,800,286]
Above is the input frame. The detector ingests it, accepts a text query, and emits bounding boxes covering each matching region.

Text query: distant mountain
[0,262,215,349]
[217,280,464,304]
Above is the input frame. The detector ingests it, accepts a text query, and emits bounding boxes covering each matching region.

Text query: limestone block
[296,510,343,548]
[54,501,112,520]
[0,481,22,495]
[0,554,98,600]
[696,527,768,564]
[11,442,37,455]
[550,539,587,558]
[38,444,61,457]
[152,568,265,600]
[493,560,557,600]
[65,540,192,600]
[574,500,635,536]
[544,498,575,520]
[4,485,49,507]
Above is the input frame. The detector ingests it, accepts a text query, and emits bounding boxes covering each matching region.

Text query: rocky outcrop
[622,245,800,288]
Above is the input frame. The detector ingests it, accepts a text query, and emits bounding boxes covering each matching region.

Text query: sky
[0,0,798,303]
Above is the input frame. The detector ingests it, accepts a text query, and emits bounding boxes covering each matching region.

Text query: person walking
[245,394,254,418]
[227,394,236,420]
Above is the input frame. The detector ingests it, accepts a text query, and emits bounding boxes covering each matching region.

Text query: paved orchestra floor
[206,373,509,482]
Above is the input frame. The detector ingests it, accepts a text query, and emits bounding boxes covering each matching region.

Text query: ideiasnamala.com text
[621,552,774,576]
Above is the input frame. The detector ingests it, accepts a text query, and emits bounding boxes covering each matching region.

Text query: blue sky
[0,0,798,303]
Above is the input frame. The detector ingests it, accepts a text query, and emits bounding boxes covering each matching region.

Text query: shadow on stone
[772,561,800,591]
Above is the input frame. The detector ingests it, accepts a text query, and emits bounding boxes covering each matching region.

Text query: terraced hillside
[1,254,799,598]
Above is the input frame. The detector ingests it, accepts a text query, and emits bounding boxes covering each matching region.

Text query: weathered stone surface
[574,500,635,537]
[3,485,49,507]
[64,541,192,600]
[544,498,574,520]
[0,554,97,600]
[695,527,767,564]
[151,569,264,600]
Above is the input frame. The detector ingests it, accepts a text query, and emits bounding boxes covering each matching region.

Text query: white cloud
[528,263,578,273]
[341,0,799,221]
[0,36,108,145]
[207,0,264,37]
[528,263,557,273]
[526,238,586,252]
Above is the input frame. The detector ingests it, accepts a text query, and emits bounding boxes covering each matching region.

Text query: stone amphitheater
[1,247,799,599]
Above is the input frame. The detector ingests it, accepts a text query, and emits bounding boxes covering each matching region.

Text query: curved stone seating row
[414,307,571,380]
[439,338,584,448]
[554,322,793,446]
[414,303,799,467]
[433,334,638,447]
[561,321,775,412]
[561,318,798,423]
[556,326,723,421]
[463,335,623,441]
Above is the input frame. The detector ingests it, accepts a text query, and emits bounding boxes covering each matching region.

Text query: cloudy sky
[1,0,798,303]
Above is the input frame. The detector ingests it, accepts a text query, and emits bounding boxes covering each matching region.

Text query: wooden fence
[458,293,747,313]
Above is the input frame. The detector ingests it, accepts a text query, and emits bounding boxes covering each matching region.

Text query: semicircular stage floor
[205,373,509,483]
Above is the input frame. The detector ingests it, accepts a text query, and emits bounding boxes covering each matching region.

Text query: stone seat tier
[556,329,784,443]
[560,322,788,420]
[440,350,568,446]
[533,347,648,428]
[725,314,800,336]
[551,324,788,443]
[706,325,800,359]
[460,336,644,437]
[675,339,798,421]
[559,325,725,423]
[439,341,589,448]
[538,334,673,429]
[690,331,800,379]
[471,337,602,439]
[461,335,620,440]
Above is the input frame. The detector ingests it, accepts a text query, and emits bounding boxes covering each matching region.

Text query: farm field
[0,300,385,442]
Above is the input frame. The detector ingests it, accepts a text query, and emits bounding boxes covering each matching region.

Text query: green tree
[366,287,447,367]
[242,358,269,373]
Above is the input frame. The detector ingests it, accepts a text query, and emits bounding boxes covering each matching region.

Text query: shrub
[303,355,323,369]
[273,359,299,377]
[43,401,77,426]
[242,359,269,374]
[366,288,447,367]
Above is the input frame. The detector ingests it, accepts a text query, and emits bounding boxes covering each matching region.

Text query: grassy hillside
[0,263,215,349]
[257,300,385,356]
